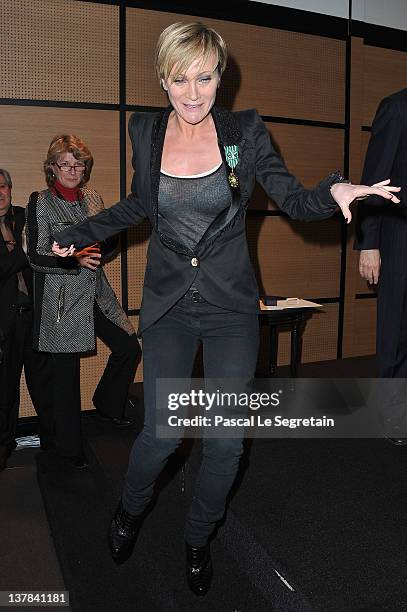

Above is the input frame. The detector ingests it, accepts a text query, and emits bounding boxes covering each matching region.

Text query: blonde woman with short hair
[52,22,400,596]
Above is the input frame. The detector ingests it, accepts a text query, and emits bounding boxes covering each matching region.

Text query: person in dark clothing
[0,169,54,472]
[355,89,407,445]
[355,88,407,377]
[52,23,400,595]
[26,136,141,469]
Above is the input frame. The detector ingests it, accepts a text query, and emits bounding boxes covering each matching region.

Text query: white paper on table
[259,298,322,311]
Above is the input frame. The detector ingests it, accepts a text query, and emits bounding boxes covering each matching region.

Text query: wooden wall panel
[258,304,339,369]
[362,46,407,126]
[126,8,345,122]
[348,38,365,185]
[249,123,344,210]
[0,0,119,103]
[359,131,370,175]
[247,216,341,298]
[19,372,33,418]
[343,36,365,358]
[268,124,344,188]
[355,277,376,295]
[282,303,339,364]
[0,106,120,206]
[344,299,376,357]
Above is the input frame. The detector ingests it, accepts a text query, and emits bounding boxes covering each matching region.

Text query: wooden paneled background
[0,1,406,416]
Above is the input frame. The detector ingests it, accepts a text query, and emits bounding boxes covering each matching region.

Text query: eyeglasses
[54,162,86,173]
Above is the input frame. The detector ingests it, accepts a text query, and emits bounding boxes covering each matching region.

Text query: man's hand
[359,249,381,284]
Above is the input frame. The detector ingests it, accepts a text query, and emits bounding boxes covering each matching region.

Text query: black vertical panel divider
[119,1,129,314]
[337,0,352,358]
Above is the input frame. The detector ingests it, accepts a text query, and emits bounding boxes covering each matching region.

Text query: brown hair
[155,22,227,84]
[44,134,93,188]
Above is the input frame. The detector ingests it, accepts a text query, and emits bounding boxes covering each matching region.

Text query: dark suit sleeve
[354,97,403,250]
[0,244,28,281]
[99,235,119,262]
[26,192,79,274]
[54,115,147,249]
[0,207,30,280]
[85,190,120,261]
[253,111,339,220]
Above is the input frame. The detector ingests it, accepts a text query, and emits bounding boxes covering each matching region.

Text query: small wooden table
[259,306,317,377]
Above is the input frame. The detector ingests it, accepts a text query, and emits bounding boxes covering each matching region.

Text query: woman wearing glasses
[26,135,140,468]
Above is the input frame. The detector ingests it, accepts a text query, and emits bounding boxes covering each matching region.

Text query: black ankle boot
[185,541,213,596]
[108,501,141,565]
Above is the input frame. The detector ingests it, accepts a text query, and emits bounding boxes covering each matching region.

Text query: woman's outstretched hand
[331,179,401,224]
[52,241,75,256]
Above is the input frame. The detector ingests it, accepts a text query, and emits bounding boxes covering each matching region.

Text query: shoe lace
[116,505,139,535]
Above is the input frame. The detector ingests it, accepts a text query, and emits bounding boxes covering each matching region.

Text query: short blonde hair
[44,134,93,188]
[155,22,227,83]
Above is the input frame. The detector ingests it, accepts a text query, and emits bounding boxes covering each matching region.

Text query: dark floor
[5,354,407,612]
[0,447,67,605]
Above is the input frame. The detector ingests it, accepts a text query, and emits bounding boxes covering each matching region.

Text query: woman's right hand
[52,241,75,257]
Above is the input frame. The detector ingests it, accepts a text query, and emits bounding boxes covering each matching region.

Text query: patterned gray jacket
[26,187,135,353]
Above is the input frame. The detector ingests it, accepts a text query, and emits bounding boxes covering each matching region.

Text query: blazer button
[191,257,199,267]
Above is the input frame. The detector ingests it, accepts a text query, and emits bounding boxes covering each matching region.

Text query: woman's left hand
[331,179,401,224]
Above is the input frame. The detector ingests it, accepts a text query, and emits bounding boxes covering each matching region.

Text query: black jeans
[51,304,140,457]
[0,309,53,449]
[122,289,259,546]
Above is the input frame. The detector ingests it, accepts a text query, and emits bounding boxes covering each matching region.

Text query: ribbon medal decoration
[224,145,239,188]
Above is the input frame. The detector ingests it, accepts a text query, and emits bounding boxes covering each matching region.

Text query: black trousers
[122,289,259,546]
[377,217,407,377]
[51,304,140,456]
[377,281,407,377]
[0,309,53,449]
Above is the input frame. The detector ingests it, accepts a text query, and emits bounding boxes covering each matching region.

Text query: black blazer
[0,205,33,336]
[55,106,340,335]
[355,88,407,251]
